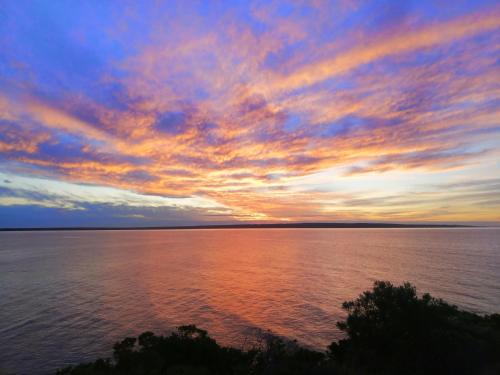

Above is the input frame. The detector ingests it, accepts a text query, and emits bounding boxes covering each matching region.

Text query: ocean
[1,228,499,374]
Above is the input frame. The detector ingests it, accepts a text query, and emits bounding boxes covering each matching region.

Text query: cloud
[0,172,226,212]
[344,148,492,176]
[0,1,499,224]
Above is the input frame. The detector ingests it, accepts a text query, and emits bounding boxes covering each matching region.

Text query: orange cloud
[1,3,499,223]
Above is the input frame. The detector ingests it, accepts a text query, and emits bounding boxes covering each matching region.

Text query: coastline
[0,222,474,231]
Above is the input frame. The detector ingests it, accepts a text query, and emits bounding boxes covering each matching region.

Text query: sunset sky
[0,0,499,227]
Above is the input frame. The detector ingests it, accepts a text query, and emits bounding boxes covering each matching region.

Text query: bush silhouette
[58,281,500,375]
[329,281,500,374]
[57,325,325,375]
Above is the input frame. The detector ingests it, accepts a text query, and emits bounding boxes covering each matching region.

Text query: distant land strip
[0,222,474,231]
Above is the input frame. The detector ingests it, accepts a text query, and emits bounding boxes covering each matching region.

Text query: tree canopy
[58,281,500,375]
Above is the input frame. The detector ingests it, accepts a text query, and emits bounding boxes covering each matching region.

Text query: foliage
[57,325,327,375]
[58,281,500,375]
[329,281,500,374]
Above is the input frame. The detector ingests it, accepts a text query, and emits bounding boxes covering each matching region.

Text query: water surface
[1,228,499,374]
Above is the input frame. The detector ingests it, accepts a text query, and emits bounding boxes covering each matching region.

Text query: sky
[0,0,499,227]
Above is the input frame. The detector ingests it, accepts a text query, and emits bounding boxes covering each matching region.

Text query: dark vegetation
[58,281,500,375]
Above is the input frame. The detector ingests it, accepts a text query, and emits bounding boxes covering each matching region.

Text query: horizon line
[0,222,484,232]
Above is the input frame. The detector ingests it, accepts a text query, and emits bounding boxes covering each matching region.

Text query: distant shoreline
[0,222,475,231]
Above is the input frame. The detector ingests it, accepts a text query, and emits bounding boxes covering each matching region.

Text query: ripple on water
[0,228,499,374]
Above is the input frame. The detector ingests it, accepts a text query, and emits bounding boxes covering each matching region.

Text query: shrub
[58,281,500,375]
[329,281,500,374]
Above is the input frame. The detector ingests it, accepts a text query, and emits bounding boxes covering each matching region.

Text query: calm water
[1,228,499,374]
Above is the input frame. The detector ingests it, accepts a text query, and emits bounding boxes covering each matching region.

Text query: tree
[329,281,500,374]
